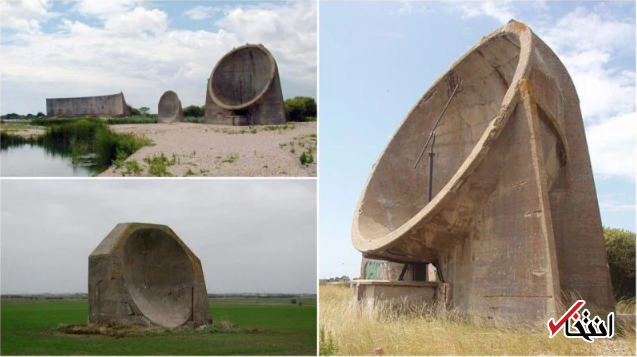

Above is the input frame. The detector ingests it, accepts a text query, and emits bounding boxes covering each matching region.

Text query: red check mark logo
[547,300,585,337]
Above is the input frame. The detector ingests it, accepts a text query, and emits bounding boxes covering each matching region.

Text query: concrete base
[352,280,449,311]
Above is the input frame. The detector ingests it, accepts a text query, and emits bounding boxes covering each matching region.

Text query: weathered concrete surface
[204,44,286,126]
[352,280,449,312]
[351,21,615,322]
[89,223,211,328]
[158,90,184,123]
[46,92,130,117]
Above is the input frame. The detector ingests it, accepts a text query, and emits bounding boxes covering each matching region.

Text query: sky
[0,0,317,115]
[319,1,636,279]
[1,179,317,294]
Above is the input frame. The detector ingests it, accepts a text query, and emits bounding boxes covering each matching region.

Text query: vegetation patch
[121,160,143,177]
[54,320,252,339]
[213,124,296,135]
[185,116,204,123]
[320,285,635,356]
[221,154,238,163]
[604,227,635,300]
[0,131,43,147]
[284,96,317,122]
[300,150,314,165]
[1,299,316,355]
[143,153,177,177]
[4,119,151,171]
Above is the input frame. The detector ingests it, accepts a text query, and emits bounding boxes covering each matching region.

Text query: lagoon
[1,144,94,177]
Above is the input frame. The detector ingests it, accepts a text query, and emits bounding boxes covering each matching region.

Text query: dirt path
[98,122,317,177]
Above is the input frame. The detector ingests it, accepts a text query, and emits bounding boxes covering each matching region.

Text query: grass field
[1,298,316,355]
[319,285,635,356]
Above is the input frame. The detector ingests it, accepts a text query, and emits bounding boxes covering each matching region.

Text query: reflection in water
[1,143,98,177]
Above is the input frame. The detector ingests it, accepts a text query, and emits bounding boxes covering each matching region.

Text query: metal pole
[427,133,436,203]
[191,286,194,322]
[414,84,459,169]
[398,264,408,281]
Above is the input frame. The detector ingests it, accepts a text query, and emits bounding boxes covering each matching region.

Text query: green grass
[30,116,159,126]
[0,131,43,146]
[185,116,204,123]
[43,119,152,169]
[143,152,177,176]
[1,299,316,355]
[106,116,157,125]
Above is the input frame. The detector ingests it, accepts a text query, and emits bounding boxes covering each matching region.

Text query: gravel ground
[98,122,317,177]
[11,128,46,137]
[1,124,45,137]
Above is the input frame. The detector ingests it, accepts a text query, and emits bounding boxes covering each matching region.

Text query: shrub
[184,105,204,117]
[36,112,46,118]
[284,97,317,122]
[127,105,141,116]
[300,150,314,165]
[604,227,636,300]
[42,119,150,169]
[144,153,176,177]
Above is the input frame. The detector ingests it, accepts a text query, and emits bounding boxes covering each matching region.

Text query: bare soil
[98,122,317,177]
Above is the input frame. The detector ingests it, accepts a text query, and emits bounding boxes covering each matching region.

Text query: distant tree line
[2,96,317,122]
[1,112,45,119]
[126,105,152,117]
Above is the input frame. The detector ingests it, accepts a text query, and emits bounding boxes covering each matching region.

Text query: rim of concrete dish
[119,223,198,327]
[208,44,277,111]
[351,21,535,254]
[159,90,180,118]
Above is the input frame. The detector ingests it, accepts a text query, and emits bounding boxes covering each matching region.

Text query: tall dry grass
[319,285,635,356]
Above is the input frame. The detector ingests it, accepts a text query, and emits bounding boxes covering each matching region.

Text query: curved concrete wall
[204,44,286,126]
[352,21,614,321]
[158,90,184,123]
[89,223,212,328]
[46,92,130,117]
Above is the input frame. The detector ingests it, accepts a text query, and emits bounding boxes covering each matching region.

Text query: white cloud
[183,5,222,21]
[456,1,515,24]
[1,1,317,114]
[599,199,636,213]
[449,2,636,181]
[586,112,636,181]
[104,7,168,35]
[216,2,317,83]
[536,9,635,124]
[533,7,636,181]
[72,0,139,20]
[453,1,548,25]
[540,7,634,54]
[0,0,57,34]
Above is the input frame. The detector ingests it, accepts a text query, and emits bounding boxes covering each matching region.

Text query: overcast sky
[1,179,317,294]
[0,0,317,114]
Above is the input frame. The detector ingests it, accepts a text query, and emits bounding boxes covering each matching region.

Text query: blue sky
[0,0,316,114]
[319,1,636,279]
